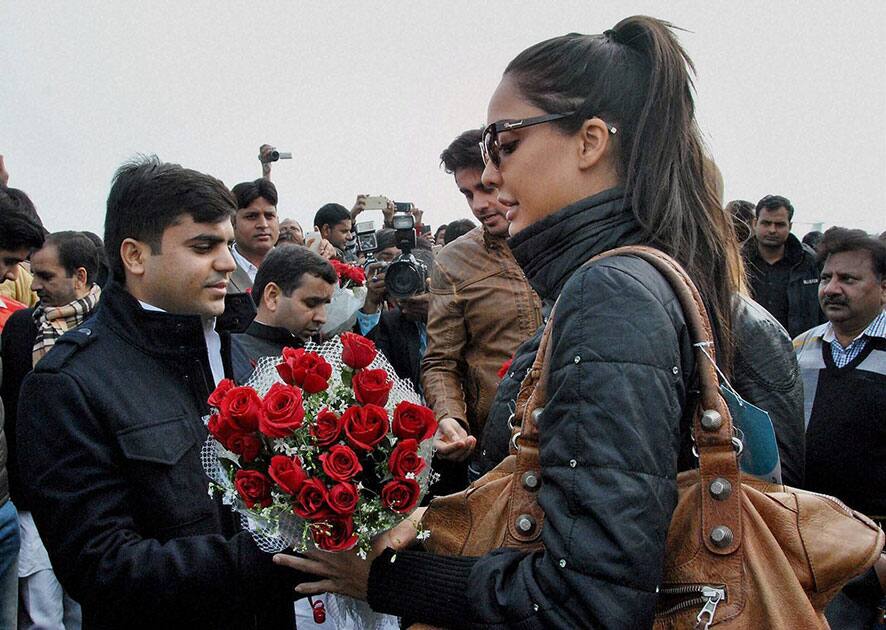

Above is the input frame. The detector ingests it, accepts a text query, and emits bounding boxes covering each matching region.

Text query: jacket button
[672,366,679,375]
[530,407,544,423]
[700,410,722,432]
[532,604,539,612]
[573,355,581,364]
[521,471,541,490]
[709,478,732,500]
[569,459,577,468]
[559,559,567,568]
[515,514,536,534]
[710,526,733,548]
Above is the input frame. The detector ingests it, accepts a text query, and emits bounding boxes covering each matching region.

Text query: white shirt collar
[137,300,225,386]
[231,244,258,283]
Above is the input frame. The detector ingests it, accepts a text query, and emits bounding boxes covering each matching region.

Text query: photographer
[355,228,429,392]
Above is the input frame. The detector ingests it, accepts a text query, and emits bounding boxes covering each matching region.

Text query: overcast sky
[2,1,884,237]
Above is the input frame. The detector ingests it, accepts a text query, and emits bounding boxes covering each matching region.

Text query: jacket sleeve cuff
[367,548,477,626]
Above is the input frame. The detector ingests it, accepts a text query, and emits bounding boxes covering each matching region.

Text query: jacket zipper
[657,584,726,629]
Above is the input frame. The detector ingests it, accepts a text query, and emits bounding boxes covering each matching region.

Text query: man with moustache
[16,157,307,629]
[793,227,886,627]
[421,129,542,491]
[228,178,279,293]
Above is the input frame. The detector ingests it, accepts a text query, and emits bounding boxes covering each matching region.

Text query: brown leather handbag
[421,246,885,628]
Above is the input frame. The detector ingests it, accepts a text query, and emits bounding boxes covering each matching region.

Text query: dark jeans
[0,500,20,629]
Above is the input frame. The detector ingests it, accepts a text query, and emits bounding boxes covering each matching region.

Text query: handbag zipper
[657,584,726,629]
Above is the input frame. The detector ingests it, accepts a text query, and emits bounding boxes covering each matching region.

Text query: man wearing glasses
[422,129,542,493]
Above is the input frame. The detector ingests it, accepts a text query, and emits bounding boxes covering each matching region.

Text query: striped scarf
[32,284,101,366]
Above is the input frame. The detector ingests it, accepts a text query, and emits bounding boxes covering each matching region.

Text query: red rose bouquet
[202,332,436,558]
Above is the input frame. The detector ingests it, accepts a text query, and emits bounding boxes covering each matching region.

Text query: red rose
[207,412,236,445]
[342,405,390,451]
[380,477,420,514]
[268,455,307,495]
[340,332,378,369]
[497,358,514,380]
[311,516,358,551]
[346,265,366,285]
[352,369,393,406]
[327,482,359,515]
[311,408,343,448]
[234,469,272,509]
[319,444,362,482]
[220,386,263,433]
[293,478,332,520]
[226,432,262,463]
[276,348,332,394]
[392,401,437,442]
[260,383,306,438]
[208,378,235,408]
[388,439,426,477]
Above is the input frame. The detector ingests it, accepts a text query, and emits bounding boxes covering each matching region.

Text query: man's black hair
[802,230,824,251]
[0,185,47,251]
[252,245,337,306]
[375,228,397,251]
[231,178,278,210]
[817,227,886,279]
[440,129,484,174]
[755,195,795,221]
[444,218,476,244]
[81,231,111,288]
[43,231,100,286]
[104,156,236,283]
[313,203,351,232]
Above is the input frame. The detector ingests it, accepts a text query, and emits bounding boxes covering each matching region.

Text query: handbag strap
[512,245,742,555]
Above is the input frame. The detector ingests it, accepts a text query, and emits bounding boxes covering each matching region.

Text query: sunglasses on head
[480,112,617,168]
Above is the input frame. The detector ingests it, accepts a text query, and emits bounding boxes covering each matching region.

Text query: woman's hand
[273,507,427,599]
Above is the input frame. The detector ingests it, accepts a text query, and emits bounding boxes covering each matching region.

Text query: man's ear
[120,238,151,278]
[73,266,89,291]
[263,282,281,312]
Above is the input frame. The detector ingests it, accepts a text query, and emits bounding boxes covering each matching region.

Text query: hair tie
[603,29,618,42]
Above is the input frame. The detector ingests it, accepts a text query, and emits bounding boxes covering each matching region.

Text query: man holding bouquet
[16,157,310,629]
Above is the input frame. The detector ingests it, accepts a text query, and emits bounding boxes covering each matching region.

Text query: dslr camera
[385,212,428,300]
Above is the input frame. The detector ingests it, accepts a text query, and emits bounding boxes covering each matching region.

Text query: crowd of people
[0,14,884,630]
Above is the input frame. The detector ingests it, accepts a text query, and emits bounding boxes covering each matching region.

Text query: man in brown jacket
[422,130,541,480]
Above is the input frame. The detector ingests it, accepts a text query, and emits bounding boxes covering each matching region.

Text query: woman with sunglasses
[277,15,743,628]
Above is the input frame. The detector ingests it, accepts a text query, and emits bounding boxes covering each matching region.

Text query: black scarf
[507,188,645,302]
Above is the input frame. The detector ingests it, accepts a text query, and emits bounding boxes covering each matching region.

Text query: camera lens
[385,261,422,299]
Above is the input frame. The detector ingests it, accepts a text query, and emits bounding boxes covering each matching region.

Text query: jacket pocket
[117,416,197,465]
[116,417,214,536]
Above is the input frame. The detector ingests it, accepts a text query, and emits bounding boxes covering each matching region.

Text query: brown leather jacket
[421,227,541,437]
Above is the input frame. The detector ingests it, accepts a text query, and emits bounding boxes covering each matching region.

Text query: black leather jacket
[731,293,805,485]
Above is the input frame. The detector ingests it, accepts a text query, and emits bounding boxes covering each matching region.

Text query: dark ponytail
[505,15,740,370]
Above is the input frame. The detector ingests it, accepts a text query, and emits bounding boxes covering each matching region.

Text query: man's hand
[258,144,276,179]
[383,199,395,228]
[399,292,429,322]
[362,263,387,313]
[306,235,335,260]
[433,417,476,462]
[351,194,367,222]
[0,155,9,187]
[410,206,424,229]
